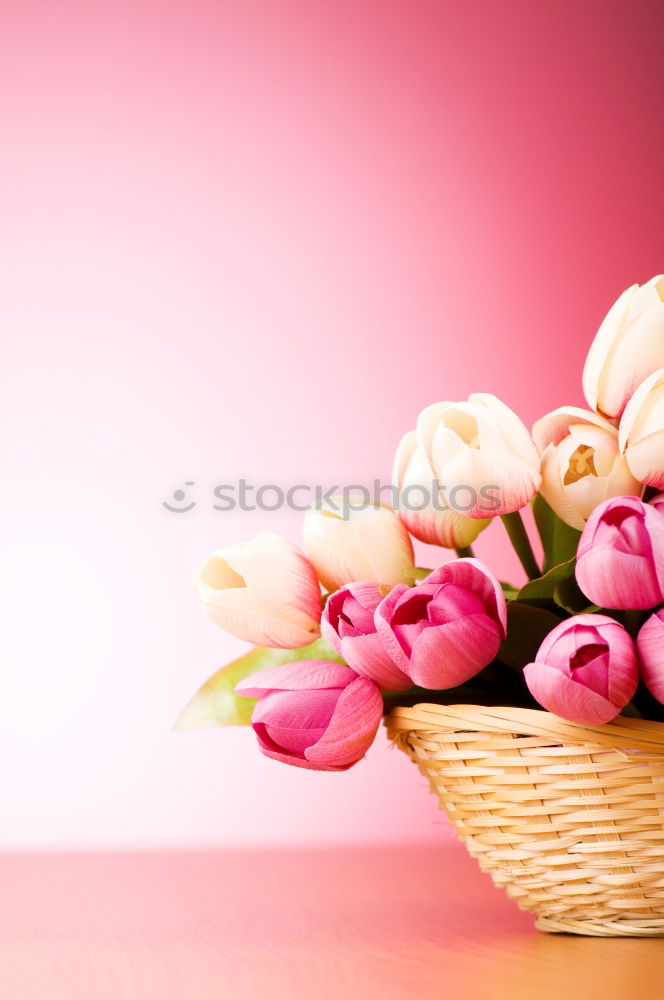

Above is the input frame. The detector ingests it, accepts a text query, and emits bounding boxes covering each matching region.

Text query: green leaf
[500,581,520,601]
[553,574,599,615]
[174,636,345,731]
[498,602,562,670]
[532,494,581,573]
[516,557,576,604]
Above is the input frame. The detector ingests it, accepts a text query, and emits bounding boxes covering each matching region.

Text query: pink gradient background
[1,0,663,847]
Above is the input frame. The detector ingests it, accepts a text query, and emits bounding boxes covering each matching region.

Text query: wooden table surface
[1,844,661,998]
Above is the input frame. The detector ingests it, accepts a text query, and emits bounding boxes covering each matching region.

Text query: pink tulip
[392,430,490,547]
[235,661,383,770]
[524,615,639,725]
[302,499,414,591]
[649,493,664,515]
[195,532,322,648]
[374,559,507,689]
[576,497,664,610]
[322,583,412,691]
[636,609,664,704]
[583,275,664,419]
[416,393,541,519]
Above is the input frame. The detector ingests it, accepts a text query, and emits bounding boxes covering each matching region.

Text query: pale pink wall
[1,0,662,846]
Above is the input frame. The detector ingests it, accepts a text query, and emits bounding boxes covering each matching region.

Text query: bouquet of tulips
[178,275,664,772]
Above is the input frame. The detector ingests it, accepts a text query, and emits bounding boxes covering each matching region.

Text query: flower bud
[524,615,638,725]
[235,661,383,770]
[321,582,411,691]
[619,368,664,489]
[392,430,489,547]
[576,497,664,610]
[374,558,506,689]
[195,532,321,648]
[302,500,414,591]
[533,406,640,530]
[416,393,541,518]
[636,608,664,704]
[583,276,664,418]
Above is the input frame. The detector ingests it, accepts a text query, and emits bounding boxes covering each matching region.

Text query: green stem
[455,545,475,559]
[500,511,540,581]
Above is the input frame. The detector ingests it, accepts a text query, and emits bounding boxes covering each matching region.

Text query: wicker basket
[386,704,664,936]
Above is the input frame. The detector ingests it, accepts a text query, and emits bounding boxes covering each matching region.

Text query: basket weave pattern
[386,704,664,936]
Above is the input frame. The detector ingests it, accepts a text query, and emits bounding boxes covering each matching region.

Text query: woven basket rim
[385,703,664,753]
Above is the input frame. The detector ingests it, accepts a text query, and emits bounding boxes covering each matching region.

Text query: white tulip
[416,393,541,518]
[619,368,664,489]
[302,500,414,591]
[533,406,641,530]
[392,430,489,547]
[195,532,322,647]
[582,275,664,419]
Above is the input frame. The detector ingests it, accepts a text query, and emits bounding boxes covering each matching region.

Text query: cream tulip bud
[302,499,414,591]
[416,393,541,518]
[533,406,641,530]
[195,532,322,648]
[582,275,664,419]
[619,368,664,490]
[392,431,489,548]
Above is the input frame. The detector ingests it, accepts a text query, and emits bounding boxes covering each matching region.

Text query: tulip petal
[321,582,382,645]
[649,493,664,514]
[592,624,639,708]
[576,545,661,610]
[417,395,540,518]
[320,612,343,657]
[577,498,664,608]
[252,689,337,753]
[423,559,507,636]
[235,660,356,698]
[252,688,338,731]
[619,369,664,489]
[470,393,541,471]
[373,585,414,673]
[200,588,321,648]
[402,506,489,547]
[536,613,608,660]
[393,430,419,489]
[408,614,502,689]
[623,436,664,491]
[532,406,615,453]
[350,506,416,584]
[524,661,621,725]
[619,368,664,450]
[599,303,664,418]
[195,535,322,646]
[538,443,587,531]
[253,728,349,771]
[582,283,637,415]
[416,402,454,466]
[603,454,643,506]
[305,676,383,767]
[563,461,638,525]
[225,532,322,629]
[437,447,541,518]
[637,609,664,704]
[393,429,489,546]
[339,633,412,691]
[303,502,414,590]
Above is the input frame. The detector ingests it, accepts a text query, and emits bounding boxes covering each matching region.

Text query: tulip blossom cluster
[182,273,664,775]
